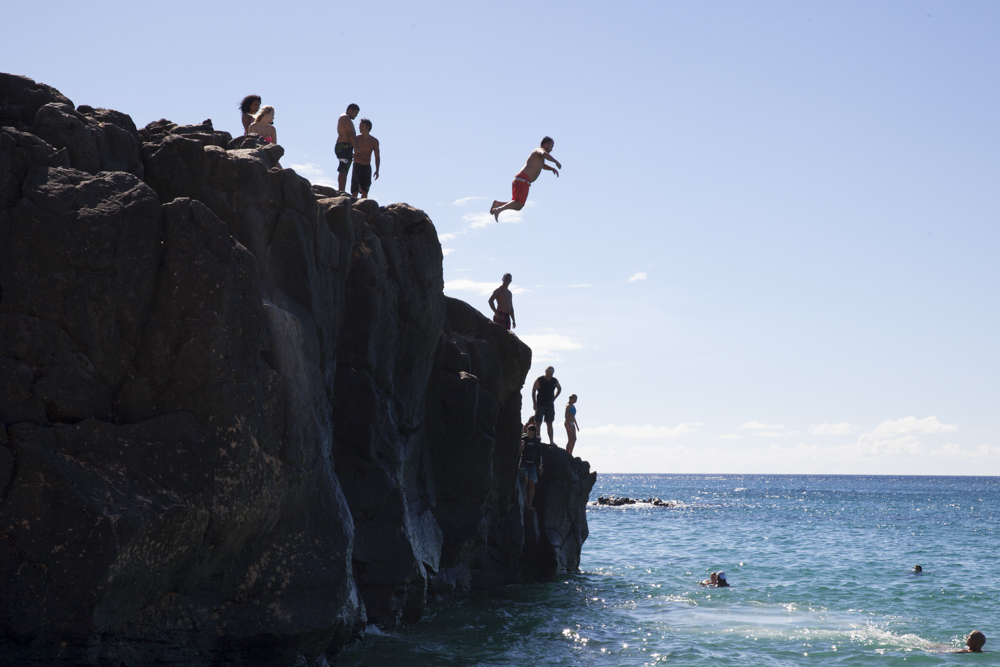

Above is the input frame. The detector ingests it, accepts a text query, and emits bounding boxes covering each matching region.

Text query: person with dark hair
[351,118,380,199]
[531,366,562,445]
[247,105,276,144]
[239,95,262,135]
[336,104,360,192]
[519,423,544,511]
[956,631,986,653]
[488,273,516,331]
[490,137,561,222]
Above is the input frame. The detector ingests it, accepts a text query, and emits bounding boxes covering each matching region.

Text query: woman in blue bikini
[565,394,580,456]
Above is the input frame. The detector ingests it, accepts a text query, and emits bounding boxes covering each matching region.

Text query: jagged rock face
[0,73,594,664]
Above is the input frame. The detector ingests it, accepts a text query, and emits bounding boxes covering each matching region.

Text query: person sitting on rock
[700,572,718,586]
[488,273,516,331]
[490,136,561,222]
[519,424,544,511]
[248,105,277,144]
[336,103,360,192]
[351,118,380,199]
[565,394,580,456]
[239,94,261,135]
[532,366,562,445]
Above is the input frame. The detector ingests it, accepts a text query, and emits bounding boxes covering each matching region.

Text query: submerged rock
[0,73,596,665]
[597,496,673,507]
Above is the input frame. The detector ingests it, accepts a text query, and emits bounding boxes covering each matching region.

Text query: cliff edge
[0,73,596,665]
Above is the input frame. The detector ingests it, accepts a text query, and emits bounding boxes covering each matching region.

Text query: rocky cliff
[0,74,596,665]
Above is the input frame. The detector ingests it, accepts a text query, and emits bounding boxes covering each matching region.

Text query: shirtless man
[351,118,380,199]
[490,136,561,222]
[336,103,360,192]
[488,273,516,331]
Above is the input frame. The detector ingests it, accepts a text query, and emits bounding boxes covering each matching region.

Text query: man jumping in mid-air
[491,136,561,222]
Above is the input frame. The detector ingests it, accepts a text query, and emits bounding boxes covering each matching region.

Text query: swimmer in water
[699,572,718,586]
[913,564,923,573]
[716,571,731,587]
[955,630,986,653]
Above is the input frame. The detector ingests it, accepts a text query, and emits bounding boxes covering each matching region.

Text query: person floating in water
[239,94,261,135]
[565,393,580,456]
[956,631,986,653]
[488,273,516,331]
[351,118,380,199]
[716,571,731,587]
[519,424,544,511]
[336,103,360,192]
[490,136,561,222]
[913,564,923,573]
[532,366,562,445]
[699,572,718,586]
[248,105,276,144]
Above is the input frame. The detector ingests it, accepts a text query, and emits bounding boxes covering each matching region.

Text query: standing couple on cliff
[336,104,381,199]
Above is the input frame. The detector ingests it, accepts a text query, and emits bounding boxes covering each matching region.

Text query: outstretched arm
[542,152,562,169]
[543,163,560,177]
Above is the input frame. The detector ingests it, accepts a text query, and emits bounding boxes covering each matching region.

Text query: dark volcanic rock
[0,73,596,664]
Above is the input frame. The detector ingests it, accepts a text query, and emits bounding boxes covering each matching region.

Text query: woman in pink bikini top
[248,105,277,145]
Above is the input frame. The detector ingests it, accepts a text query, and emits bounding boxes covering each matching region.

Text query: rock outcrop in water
[0,73,597,665]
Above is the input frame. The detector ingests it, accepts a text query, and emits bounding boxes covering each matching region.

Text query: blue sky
[6,1,998,474]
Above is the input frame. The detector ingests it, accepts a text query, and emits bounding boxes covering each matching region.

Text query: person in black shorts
[351,118,380,199]
[519,424,544,511]
[531,366,562,445]
[336,103,360,192]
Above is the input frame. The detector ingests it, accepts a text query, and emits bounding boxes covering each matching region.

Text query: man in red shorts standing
[490,137,561,222]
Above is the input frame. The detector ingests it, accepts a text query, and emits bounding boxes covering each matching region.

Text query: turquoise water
[338,475,1000,665]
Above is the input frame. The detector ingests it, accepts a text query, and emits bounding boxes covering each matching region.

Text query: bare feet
[491,201,503,222]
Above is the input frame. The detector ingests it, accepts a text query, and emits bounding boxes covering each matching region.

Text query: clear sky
[5,1,998,474]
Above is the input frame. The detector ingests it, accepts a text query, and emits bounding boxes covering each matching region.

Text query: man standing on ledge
[488,273,516,331]
[532,366,562,445]
[491,137,561,222]
[336,103,360,192]
[351,118,380,199]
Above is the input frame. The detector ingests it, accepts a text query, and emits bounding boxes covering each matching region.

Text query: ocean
[338,474,1000,665]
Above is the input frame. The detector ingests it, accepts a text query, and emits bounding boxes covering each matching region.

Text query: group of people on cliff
[516,366,580,512]
[238,96,381,199]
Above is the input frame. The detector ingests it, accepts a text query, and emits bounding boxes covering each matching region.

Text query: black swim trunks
[335,142,353,174]
[351,163,372,193]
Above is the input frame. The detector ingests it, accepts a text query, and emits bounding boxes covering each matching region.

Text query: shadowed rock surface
[0,73,595,665]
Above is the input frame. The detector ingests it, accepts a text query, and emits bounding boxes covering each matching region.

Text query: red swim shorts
[512,174,530,204]
[493,311,512,331]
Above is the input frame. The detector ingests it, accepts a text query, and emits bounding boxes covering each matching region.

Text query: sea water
[338,475,1000,665]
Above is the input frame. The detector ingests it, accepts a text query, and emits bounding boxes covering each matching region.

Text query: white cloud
[870,415,958,436]
[854,416,959,457]
[443,279,529,297]
[517,333,582,362]
[810,422,854,435]
[582,439,1000,475]
[590,423,702,439]
[716,433,743,440]
[461,212,493,230]
[439,232,459,242]
[288,163,338,188]
[741,421,784,430]
[442,248,455,256]
[453,196,488,206]
[629,272,647,282]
